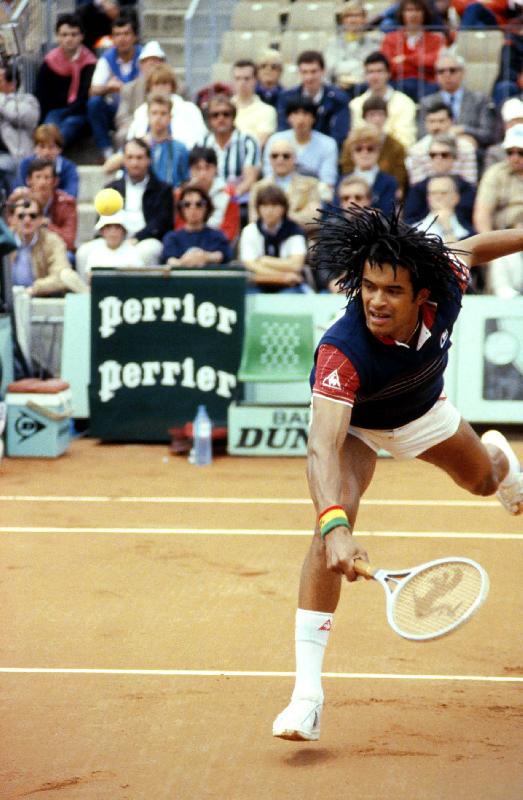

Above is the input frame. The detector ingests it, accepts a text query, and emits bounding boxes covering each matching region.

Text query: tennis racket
[354,556,489,641]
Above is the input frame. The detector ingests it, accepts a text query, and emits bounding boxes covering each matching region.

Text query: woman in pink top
[381,0,445,102]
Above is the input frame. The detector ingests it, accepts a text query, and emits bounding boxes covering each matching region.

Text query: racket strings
[391,562,484,637]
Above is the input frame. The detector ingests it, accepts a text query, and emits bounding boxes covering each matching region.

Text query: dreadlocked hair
[310,204,467,303]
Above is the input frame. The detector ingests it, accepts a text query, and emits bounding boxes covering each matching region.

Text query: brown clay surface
[1,438,522,799]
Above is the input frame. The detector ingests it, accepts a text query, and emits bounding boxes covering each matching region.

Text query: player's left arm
[452,228,523,267]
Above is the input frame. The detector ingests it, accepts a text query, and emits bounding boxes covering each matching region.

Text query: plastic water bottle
[191,404,212,465]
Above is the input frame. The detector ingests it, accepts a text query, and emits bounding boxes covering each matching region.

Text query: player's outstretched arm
[307,396,369,581]
[453,228,523,267]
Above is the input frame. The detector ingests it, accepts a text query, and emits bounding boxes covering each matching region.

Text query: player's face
[361,261,429,342]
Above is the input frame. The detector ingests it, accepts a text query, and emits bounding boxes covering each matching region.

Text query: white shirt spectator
[123,175,148,235]
[84,238,145,274]
[127,94,207,149]
[488,252,523,299]
[239,222,307,261]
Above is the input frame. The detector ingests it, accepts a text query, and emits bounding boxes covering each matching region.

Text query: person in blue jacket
[272,204,523,745]
[16,123,79,198]
[161,185,233,267]
[276,50,350,150]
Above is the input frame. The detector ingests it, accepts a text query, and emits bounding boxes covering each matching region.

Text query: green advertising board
[89,269,246,441]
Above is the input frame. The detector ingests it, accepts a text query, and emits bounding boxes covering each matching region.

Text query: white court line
[0,526,521,539]
[0,667,521,682]
[0,495,500,508]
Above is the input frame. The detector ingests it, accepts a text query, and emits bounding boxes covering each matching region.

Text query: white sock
[291,608,333,703]
[482,430,520,485]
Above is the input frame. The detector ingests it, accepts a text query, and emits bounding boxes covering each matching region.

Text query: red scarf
[44,45,96,104]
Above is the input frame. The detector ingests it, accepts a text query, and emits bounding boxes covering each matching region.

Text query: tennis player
[273,206,523,742]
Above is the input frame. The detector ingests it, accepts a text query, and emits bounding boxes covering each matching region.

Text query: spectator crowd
[2,0,523,301]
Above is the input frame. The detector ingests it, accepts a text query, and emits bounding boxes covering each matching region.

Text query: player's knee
[467,471,498,497]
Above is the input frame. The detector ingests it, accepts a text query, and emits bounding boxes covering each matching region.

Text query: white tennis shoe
[272,698,323,741]
[481,430,522,515]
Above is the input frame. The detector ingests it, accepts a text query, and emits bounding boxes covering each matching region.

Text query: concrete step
[77,202,98,248]
[142,9,186,38]
[78,165,106,204]
[156,38,186,67]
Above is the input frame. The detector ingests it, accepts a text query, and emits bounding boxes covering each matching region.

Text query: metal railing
[185,0,236,98]
[0,0,54,91]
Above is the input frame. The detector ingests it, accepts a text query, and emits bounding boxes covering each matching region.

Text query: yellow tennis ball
[94,188,124,216]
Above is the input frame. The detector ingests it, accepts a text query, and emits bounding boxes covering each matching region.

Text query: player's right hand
[324,530,369,582]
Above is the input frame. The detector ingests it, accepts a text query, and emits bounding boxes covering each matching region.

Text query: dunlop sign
[228,403,310,456]
[90,270,246,441]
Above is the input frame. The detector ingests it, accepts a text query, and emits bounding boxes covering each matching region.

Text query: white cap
[139,41,166,61]
[501,97,523,123]
[96,210,128,231]
[503,123,523,150]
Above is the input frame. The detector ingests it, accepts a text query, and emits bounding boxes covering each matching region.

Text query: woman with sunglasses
[339,124,398,214]
[161,185,233,268]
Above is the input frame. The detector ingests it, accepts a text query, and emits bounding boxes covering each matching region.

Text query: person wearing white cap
[484,97,523,171]
[474,123,523,234]
[75,209,146,281]
[114,40,166,149]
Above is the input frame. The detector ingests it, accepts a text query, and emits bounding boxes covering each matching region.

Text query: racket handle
[354,559,376,579]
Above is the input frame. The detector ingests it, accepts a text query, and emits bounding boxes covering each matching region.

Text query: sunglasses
[16,211,38,220]
[429,151,452,158]
[353,144,377,153]
[181,200,206,208]
[259,62,280,69]
[209,110,233,119]
[340,194,366,202]
[436,67,460,74]
[270,152,292,160]
[506,148,523,156]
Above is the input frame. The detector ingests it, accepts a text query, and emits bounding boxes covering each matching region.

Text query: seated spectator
[339,124,398,214]
[231,59,277,148]
[239,185,309,293]
[473,124,523,233]
[277,50,350,149]
[418,50,495,150]
[75,209,146,280]
[488,216,523,298]
[350,52,417,148]
[126,65,207,150]
[407,102,477,186]
[0,60,40,192]
[35,13,96,147]
[484,97,523,170]
[105,137,174,266]
[76,0,120,52]
[318,176,372,292]
[9,158,77,253]
[114,40,166,149]
[264,99,338,201]
[340,94,408,195]
[201,94,261,225]
[415,174,473,242]
[250,139,322,228]
[457,0,520,28]
[255,49,284,110]
[492,22,523,108]
[176,146,239,242]
[8,195,87,296]
[162,185,232,267]
[87,12,142,160]
[325,1,383,94]
[404,134,476,227]
[381,0,444,102]
[16,124,79,198]
[105,94,189,188]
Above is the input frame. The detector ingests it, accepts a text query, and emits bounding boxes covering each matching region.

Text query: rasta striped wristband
[319,505,351,539]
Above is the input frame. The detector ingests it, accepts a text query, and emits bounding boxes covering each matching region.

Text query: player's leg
[273,435,377,741]
[419,418,522,514]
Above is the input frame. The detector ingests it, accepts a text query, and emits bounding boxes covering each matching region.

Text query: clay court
[1,436,522,800]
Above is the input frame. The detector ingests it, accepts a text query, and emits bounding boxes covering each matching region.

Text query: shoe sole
[273,727,320,742]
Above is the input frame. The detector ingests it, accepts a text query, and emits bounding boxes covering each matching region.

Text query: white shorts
[349,397,461,460]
